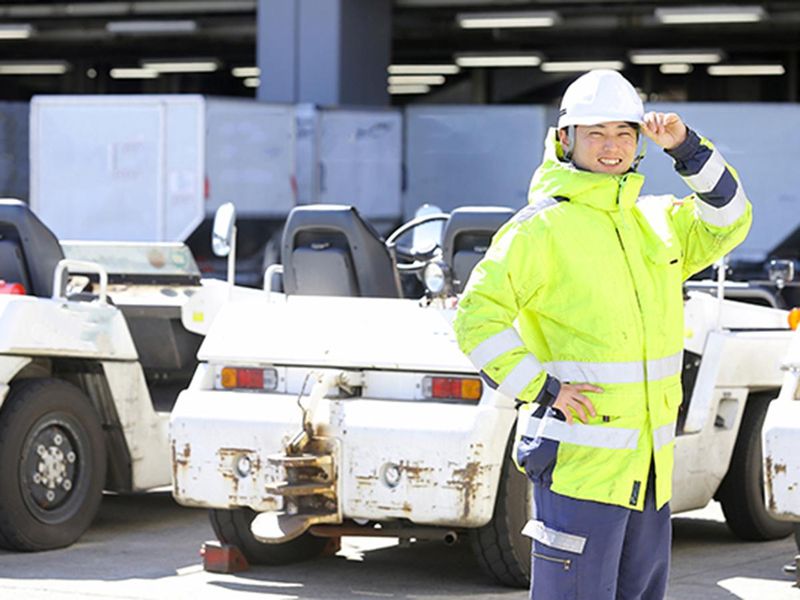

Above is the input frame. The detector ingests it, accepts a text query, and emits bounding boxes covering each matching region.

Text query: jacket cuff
[534,374,561,406]
[665,127,700,163]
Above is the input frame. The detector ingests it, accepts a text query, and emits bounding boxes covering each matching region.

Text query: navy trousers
[518,410,671,600]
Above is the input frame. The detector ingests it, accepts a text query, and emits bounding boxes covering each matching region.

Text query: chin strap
[631,135,648,172]
[562,125,576,160]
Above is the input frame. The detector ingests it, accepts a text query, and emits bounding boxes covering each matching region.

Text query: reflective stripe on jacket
[454,127,752,511]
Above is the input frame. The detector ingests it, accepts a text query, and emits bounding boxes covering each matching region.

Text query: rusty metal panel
[763,387,800,520]
[170,384,515,527]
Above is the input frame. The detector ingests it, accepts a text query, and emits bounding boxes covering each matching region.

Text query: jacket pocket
[645,237,682,266]
[592,392,642,418]
[665,382,683,412]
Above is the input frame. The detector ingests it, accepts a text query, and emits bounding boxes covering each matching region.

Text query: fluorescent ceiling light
[660,63,693,75]
[0,24,34,39]
[243,77,259,88]
[655,6,765,24]
[708,64,785,76]
[455,53,542,68]
[630,50,723,65]
[388,64,460,75]
[110,67,159,79]
[107,20,197,34]
[388,84,430,95]
[140,59,219,73]
[66,3,129,16]
[387,75,445,86]
[232,66,260,78]
[0,61,69,75]
[133,1,255,13]
[457,11,558,29]
[541,60,624,73]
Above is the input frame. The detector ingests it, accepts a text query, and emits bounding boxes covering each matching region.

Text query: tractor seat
[441,206,514,293]
[0,199,64,297]
[281,205,401,298]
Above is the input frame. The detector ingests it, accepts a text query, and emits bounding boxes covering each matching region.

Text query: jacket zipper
[613,175,647,363]
[613,227,647,364]
[613,204,651,500]
[533,551,572,571]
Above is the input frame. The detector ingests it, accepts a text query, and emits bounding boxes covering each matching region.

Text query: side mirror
[412,204,444,255]
[212,203,236,257]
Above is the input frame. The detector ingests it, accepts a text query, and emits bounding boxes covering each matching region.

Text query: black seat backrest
[281,205,401,298]
[442,206,514,292]
[0,199,64,297]
[0,239,30,291]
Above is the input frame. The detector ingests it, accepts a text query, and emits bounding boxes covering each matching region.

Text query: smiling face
[559,121,639,175]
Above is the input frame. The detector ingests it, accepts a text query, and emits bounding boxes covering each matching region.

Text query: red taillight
[423,376,482,401]
[217,366,278,391]
[236,368,264,389]
[0,280,25,295]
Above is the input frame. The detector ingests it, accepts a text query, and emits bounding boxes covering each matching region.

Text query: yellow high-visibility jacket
[454,128,752,510]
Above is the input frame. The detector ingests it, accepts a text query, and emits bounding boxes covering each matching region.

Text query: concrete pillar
[257,0,391,106]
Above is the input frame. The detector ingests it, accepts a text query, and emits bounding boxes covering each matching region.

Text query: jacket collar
[527,128,644,212]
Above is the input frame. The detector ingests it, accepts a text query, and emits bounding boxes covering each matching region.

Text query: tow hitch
[251,371,358,543]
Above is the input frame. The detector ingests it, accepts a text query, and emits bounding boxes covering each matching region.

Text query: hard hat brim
[558,114,644,128]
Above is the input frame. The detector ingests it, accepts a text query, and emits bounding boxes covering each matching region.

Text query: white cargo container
[30,95,300,243]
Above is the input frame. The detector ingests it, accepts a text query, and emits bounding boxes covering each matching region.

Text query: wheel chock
[200,540,250,573]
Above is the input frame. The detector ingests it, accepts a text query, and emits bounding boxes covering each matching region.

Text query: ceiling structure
[0,0,796,105]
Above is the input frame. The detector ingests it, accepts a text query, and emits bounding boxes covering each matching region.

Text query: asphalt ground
[0,493,797,600]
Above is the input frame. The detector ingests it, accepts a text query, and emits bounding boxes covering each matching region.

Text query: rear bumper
[763,396,800,520]
[169,388,514,528]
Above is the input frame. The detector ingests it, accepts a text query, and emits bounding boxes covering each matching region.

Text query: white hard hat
[558,69,644,128]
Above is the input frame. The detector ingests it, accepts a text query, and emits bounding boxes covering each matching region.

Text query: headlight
[423,260,450,296]
[768,259,795,288]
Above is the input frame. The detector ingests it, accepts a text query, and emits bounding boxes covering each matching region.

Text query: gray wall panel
[0,102,28,201]
[404,106,548,218]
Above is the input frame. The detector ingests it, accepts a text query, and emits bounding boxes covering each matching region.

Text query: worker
[454,69,751,599]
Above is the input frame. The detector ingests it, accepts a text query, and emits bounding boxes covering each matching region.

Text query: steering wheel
[385,212,450,272]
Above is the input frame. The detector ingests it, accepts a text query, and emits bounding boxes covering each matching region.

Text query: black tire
[209,507,329,565]
[717,394,793,541]
[470,435,531,588]
[794,524,800,552]
[0,378,106,551]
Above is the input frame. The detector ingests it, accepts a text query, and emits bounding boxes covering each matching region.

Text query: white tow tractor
[762,310,800,583]
[170,204,795,587]
[0,199,257,551]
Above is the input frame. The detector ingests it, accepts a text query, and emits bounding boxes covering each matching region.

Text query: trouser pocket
[524,519,585,600]
[531,547,578,599]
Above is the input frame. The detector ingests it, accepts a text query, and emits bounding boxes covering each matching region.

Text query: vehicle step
[265,481,335,496]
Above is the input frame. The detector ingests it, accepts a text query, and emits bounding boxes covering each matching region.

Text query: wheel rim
[20,414,88,524]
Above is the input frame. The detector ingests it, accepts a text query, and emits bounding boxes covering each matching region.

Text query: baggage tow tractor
[0,200,257,551]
